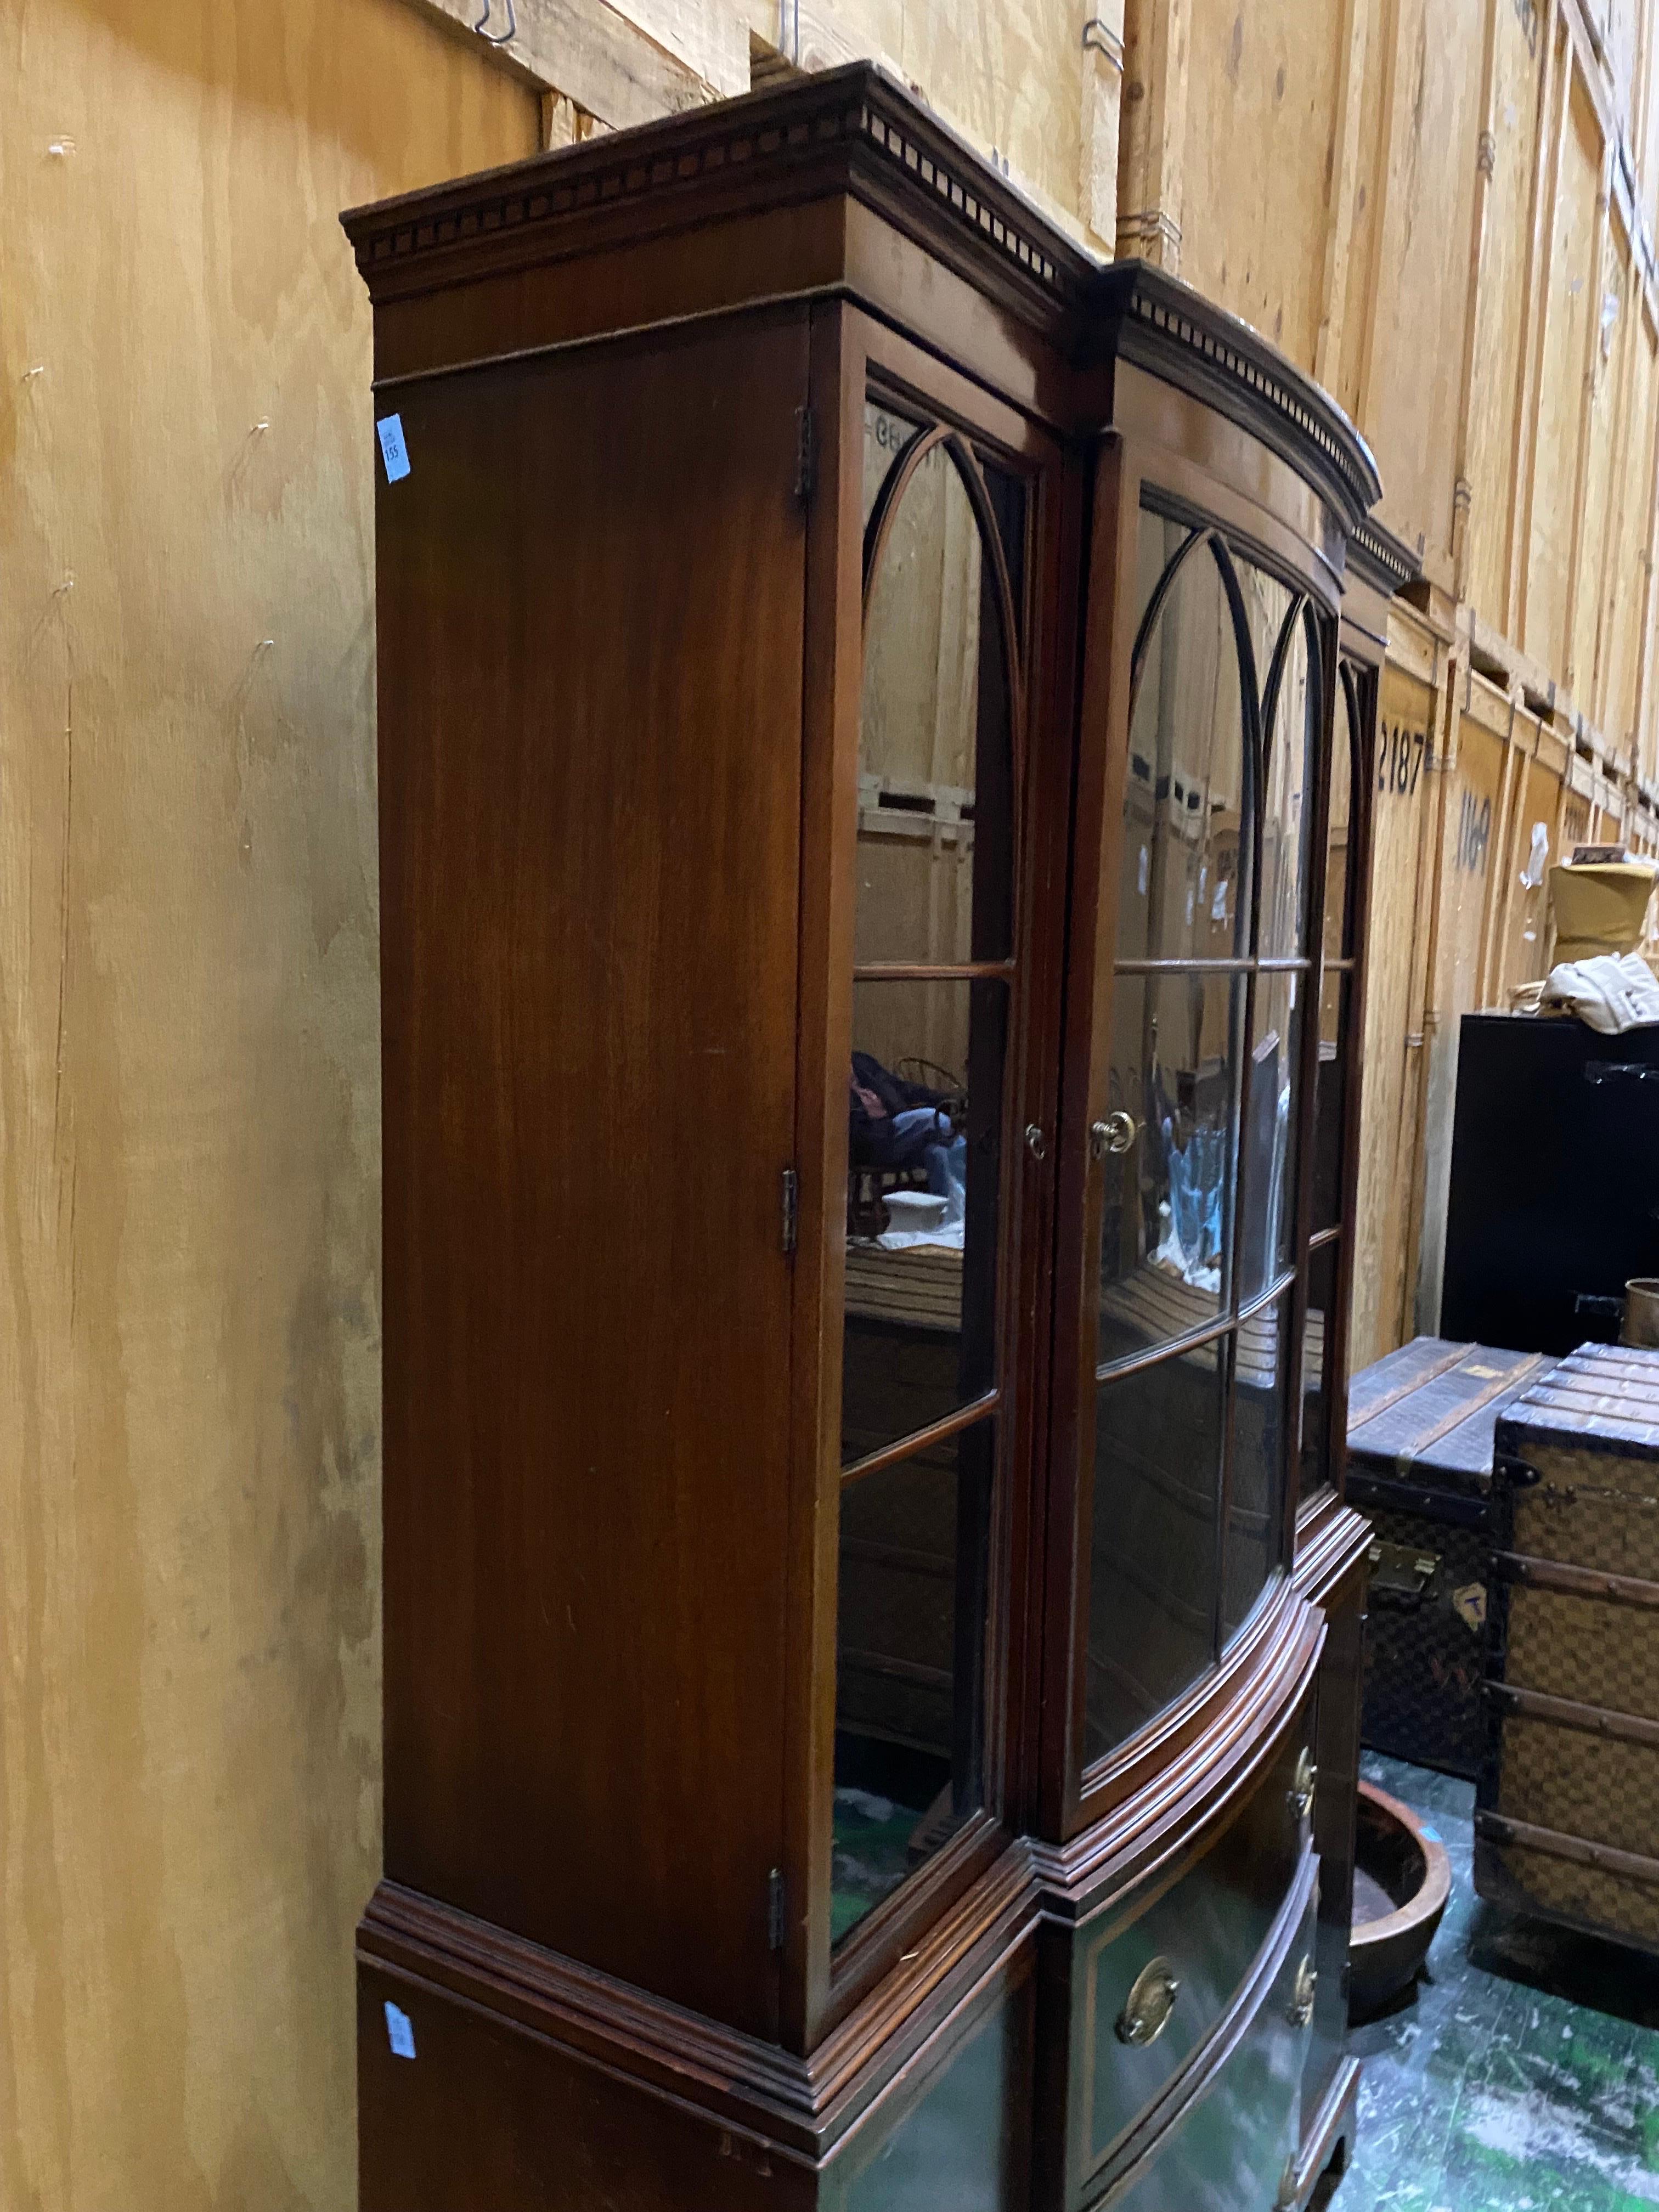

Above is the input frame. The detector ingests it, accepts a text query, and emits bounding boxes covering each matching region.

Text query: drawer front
[1074,1700,1314,2186]
[1091,1863,1317,2212]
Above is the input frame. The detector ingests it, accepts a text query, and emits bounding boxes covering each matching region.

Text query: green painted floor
[1325,1753,1659,2212]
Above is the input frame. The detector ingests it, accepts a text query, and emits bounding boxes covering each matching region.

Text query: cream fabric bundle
[1545,952,1659,1035]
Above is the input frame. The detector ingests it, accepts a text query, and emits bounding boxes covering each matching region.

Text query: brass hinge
[781,1167,799,1255]
[768,1867,785,1950]
[793,405,815,507]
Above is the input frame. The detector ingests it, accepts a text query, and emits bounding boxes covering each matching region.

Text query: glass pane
[1086,1338,1225,1762]
[1300,1240,1340,1500]
[1119,517,1249,965]
[1097,970,1243,1367]
[862,397,923,526]
[1326,669,1359,963]
[1312,972,1349,1235]
[977,449,1027,638]
[1237,965,1303,1302]
[856,442,1015,966]
[1223,1293,1291,1640]
[833,1423,993,1943]
[1235,555,1295,727]
[845,979,1006,1466]
[1257,602,1318,960]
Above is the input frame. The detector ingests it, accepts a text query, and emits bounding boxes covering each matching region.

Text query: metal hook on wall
[474,0,516,42]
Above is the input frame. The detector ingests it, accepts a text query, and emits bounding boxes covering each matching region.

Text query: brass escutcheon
[1115,1956,1181,2047]
[1288,1954,1317,2028]
[1289,1745,1317,1821]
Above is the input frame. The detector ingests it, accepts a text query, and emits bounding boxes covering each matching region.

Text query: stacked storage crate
[1481,1345,1659,1953]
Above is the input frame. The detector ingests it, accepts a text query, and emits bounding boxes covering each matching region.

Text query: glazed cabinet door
[1298,658,1372,1508]
[791,308,1074,2042]
[1049,443,1339,1828]
[376,312,811,2039]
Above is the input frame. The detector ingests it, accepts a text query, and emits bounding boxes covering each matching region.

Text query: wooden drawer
[1069,1702,1316,2196]
[1090,1853,1318,2211]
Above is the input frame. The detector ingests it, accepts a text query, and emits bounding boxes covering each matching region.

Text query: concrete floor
[1324,1753,1659,2212]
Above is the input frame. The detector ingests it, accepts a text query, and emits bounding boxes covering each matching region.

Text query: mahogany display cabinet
[343,64,1408,2212]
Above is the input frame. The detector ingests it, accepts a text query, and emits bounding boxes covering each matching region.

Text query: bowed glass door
[1081,500,1332,1770]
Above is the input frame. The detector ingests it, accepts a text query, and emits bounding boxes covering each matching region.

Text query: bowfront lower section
[356,1581,1329,2212]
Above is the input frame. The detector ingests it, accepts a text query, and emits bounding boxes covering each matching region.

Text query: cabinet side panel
[375,314,809,2035]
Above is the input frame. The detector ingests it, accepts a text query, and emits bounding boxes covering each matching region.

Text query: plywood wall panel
[1464,0,1549,623]
[797,0,1085,232]
[1350,660,1438,1372]
[1601,304,1659,748]
[1525,68,1601,672]
[1176,0,1345,368]
[1334,0,1389,423]
[0,6,538,2209]
[1570,216,1626,700]
[1358,0,1487,582]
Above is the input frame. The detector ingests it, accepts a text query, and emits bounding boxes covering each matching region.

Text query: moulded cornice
[342,63,1390,544]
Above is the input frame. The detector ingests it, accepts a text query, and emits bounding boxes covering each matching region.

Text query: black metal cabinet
[1441,1012,1659,1356]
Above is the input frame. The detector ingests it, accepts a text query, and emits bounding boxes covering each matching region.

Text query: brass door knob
[1115,1956,1181,2047]
[1091,1110,1139,1159]
[1288,1955,1317,2028]
[1289,1746,1318,1821]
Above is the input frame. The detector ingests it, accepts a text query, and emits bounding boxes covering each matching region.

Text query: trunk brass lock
[1367,1538,1440,1601]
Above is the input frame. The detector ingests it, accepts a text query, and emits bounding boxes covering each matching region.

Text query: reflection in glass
[1236,556,1294,732]
[844,979,1005,1465]
[1300,1241,1338,1500]
[1224,1293,1290,1639]
[1120,517,1249,966]
[1097,972,1242,1367]
[1313,669,1357,1237]
[1086,1338,1226,1762]
[1311,973,1348,1235]
[862,397,923,525]
[1238,967,1302,1301]
[856,438,1017,967]
[833,1424,992,1943]
[1325,671,1357,964]
[1258,604,1318,960]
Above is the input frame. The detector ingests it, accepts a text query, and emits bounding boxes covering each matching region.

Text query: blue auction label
[376,413,411,484]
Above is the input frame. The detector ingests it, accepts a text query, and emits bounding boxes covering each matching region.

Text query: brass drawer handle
[1091,1110,1139,1159]
[1116,1956,1181,2047]
[1289,1746,1317,1821]
[1288,1954,1317,2029]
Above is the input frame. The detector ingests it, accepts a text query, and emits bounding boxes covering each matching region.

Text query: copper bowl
[1349,1780,1453,2020]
